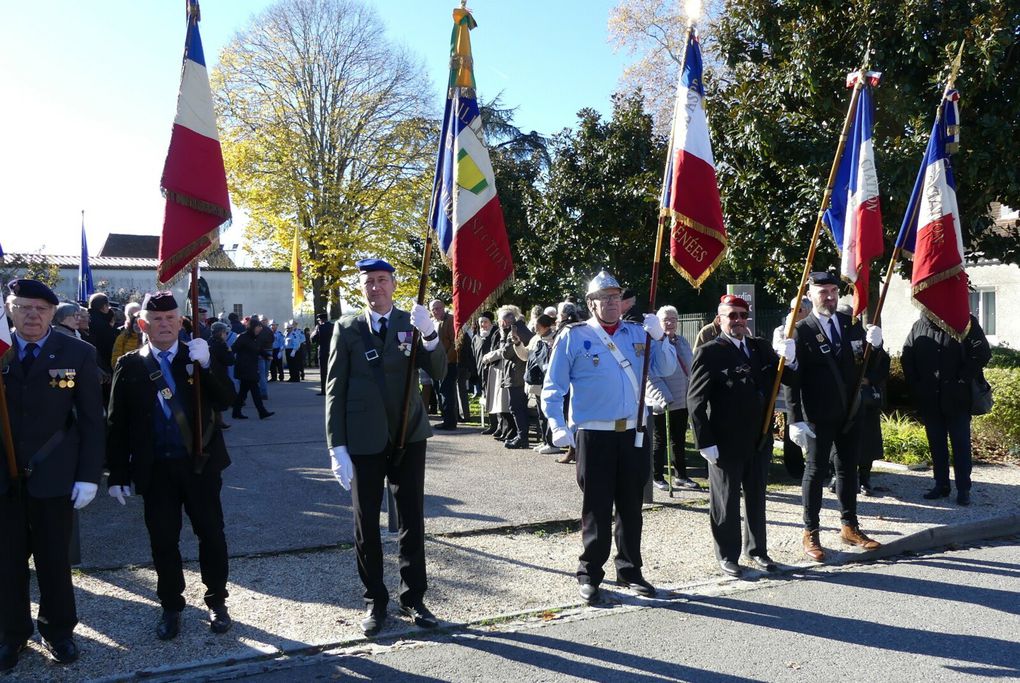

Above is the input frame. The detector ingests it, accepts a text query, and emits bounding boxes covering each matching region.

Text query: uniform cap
[808,269,840,286]
[142,291,179,311]
[7,279,59,305]
[356,258,395,274]
[586,270,622,297]
[719,294,749,310]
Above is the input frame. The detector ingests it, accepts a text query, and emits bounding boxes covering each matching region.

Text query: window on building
[968,288,996,336]
[233,304,243,317]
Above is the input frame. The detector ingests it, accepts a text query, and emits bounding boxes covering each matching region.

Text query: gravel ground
[8,453,1020,682]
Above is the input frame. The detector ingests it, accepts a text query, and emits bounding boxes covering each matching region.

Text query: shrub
[880,412,930,467]
[972,367,1020,462]
[988,344,1020,369]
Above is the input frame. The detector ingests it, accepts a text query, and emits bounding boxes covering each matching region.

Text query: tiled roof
[98,233,161,258]
[2,253,287,272]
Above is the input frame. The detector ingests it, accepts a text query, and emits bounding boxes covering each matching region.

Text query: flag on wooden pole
[291,226,304,309]
[78,211,95,305]
[157,0,231,286]
[428,6,513,334]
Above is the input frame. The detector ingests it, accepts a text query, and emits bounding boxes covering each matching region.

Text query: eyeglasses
[593,294,622,304]
[725,311,750,320]
[9,303,52,315]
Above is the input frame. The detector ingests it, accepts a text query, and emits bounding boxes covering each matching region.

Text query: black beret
[7,279,58,305]
[808,270,841,287]
[141,291,179,312]
[355,257,395,273]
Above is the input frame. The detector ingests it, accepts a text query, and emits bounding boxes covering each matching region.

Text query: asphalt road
[237,540,1020,682]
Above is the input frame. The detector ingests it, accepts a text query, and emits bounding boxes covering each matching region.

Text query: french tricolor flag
[429,7,513,334]
[896,89,970,339]
[158,0,231,286]
[661,29,726,289]
[823,71,885,317]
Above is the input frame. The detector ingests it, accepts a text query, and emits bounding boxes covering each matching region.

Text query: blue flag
[78,213,95,304]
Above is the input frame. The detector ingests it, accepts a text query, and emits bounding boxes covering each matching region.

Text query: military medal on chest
[161,387,174,400]
[398,330,413,356]
[48,368,76,388]
[186,363,195,384]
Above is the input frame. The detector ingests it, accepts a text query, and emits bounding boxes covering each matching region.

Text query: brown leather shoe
[803,529,825,561]
[841,525,881,550]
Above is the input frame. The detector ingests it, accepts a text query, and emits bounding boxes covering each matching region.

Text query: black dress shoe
[0,641,27,672]
[259,411,275,419]
[923,486,951,500]
[616,575,657,597]
[209,605,232,634]
[480,424,498,435]
[360,604,387,636]
[748,555,778,572]
[957,490,971,506]
[432,422,457,431]
[156,609,182,641]
[719,560,743,578]
[579,583,600,604]
[232,412,249,420]
[504,438,529,450]
[399,602,439,628]
[43,637,79,664]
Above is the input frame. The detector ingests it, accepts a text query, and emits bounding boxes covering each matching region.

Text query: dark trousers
[652,409,688,480]
[350,441,428,608]
[924,410,972,492]
[575,428,650,586]
[534,393,552,446]
[708,445,770,562]
[507,386,529,444]
[233,379,267,416]
[437,361,458,426]
[142,459,229,611]
[456,363,473,420]
[269,354,284,381]
[287,353,304,381]
[0,488,77,643]
[319,354,330,394]
[803,421,861,530]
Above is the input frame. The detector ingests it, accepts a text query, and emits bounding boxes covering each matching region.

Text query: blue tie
[828,318,842,355]
[158,350,176,417]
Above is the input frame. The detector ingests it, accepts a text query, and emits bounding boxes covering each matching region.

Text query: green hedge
[881,412,930,466]
[988,345,1020,369]
[972,367,1020,460]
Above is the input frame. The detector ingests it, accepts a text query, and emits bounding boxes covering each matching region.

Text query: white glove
[772,337,796,363]
[789,421,816,450]
[642,314,665,341]
[289,349,297,357]
[329,446,353,491]
[551,427,576,449]
[410,304,436,337]
[187,338,211,368]
[71,482,98,510]
[699,445,720,465]
[865,324,883,348]
[109,485,132,506]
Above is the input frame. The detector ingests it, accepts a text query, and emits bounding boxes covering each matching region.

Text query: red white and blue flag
[895,88,970,339]
[429,7,512,335]
[158,0,231,286]
[823,71,885,317]
[661,29,725,289]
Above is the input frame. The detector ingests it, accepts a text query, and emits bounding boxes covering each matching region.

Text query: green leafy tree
[0,252,62,290]
[212,0,434,317]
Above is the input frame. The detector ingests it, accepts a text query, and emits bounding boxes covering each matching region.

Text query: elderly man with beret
[1,279,104,670]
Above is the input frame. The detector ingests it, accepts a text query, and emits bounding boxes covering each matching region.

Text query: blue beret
[808,270,840,287]
[7,279,58,305]
[141,291,179,312]
[356,258,395,274]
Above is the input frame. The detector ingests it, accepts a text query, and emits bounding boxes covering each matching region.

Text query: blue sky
[0,0,633,257]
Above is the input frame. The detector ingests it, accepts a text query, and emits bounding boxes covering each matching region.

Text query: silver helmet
[586,270,622,297]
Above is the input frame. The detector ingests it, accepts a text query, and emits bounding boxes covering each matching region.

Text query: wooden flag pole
[843,41,966,427]
[635,21,695,449]
[757,68,868,450]
[0,367,18,482]
[189,265,207,473]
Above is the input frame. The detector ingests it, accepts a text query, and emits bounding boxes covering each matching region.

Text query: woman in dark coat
[231,318,273,420]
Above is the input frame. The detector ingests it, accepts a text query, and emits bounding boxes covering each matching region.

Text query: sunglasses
[725,311,750,320]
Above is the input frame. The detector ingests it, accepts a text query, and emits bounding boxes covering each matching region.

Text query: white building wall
[50,267,302,325]
[881,261,1018,353]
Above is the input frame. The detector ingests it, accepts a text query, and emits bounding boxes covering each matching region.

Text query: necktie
[158,350,176,418]
[828,318,842,355]
[377,316,388,340]
[740,341,751,359]
[22,342,38,374]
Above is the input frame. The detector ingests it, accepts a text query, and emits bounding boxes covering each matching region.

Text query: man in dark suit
[106,291,237,641]
[1,279,104,671]
[784,270,889,561]
[430,299,457,430]
[311,312,333,396]
[688,294,797,577]
[326,258,447,637]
